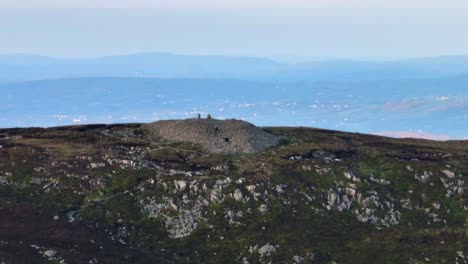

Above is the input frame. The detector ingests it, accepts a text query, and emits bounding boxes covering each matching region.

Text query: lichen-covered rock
[232,189,244,202]
[174,180,187,192]
[441,169,455,179]
[258,243,276,257]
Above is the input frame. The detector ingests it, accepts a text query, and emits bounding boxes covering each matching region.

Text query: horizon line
[2,51,468,64]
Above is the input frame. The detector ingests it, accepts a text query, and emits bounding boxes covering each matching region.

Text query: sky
[2,0,468,9]
[1,1,468,60]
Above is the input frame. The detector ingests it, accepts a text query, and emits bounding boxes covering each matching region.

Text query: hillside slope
[0,122,466,263]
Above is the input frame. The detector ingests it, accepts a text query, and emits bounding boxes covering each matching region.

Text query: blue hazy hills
[0,53,467,139]
[3,53,468,83]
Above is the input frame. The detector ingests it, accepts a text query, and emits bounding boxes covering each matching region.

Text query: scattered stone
[0,176,9,185]
[43,250,57,258]
[275,184,287,194]
[441,170,455,179]
[174,180,188,192]
[258,243,276,257]
[258,204,268,214]
[236,178,245,184]
[344,171,360,182]
[232,189,244,202]
[293,255,305,263]
[415,171,432,183]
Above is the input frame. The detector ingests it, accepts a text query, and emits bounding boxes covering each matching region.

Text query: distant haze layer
[1,7,468,60]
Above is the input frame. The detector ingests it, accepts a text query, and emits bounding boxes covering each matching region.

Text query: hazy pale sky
[2,0,468,9]
[1,0,468,60]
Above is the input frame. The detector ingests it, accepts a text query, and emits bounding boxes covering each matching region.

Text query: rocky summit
[145,118,280,153]
[0,122,466,264]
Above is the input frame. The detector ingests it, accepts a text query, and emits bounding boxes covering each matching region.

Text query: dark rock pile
[145,118,280,153]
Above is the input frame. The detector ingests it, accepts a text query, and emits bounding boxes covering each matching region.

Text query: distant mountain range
[3,53,468,83]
